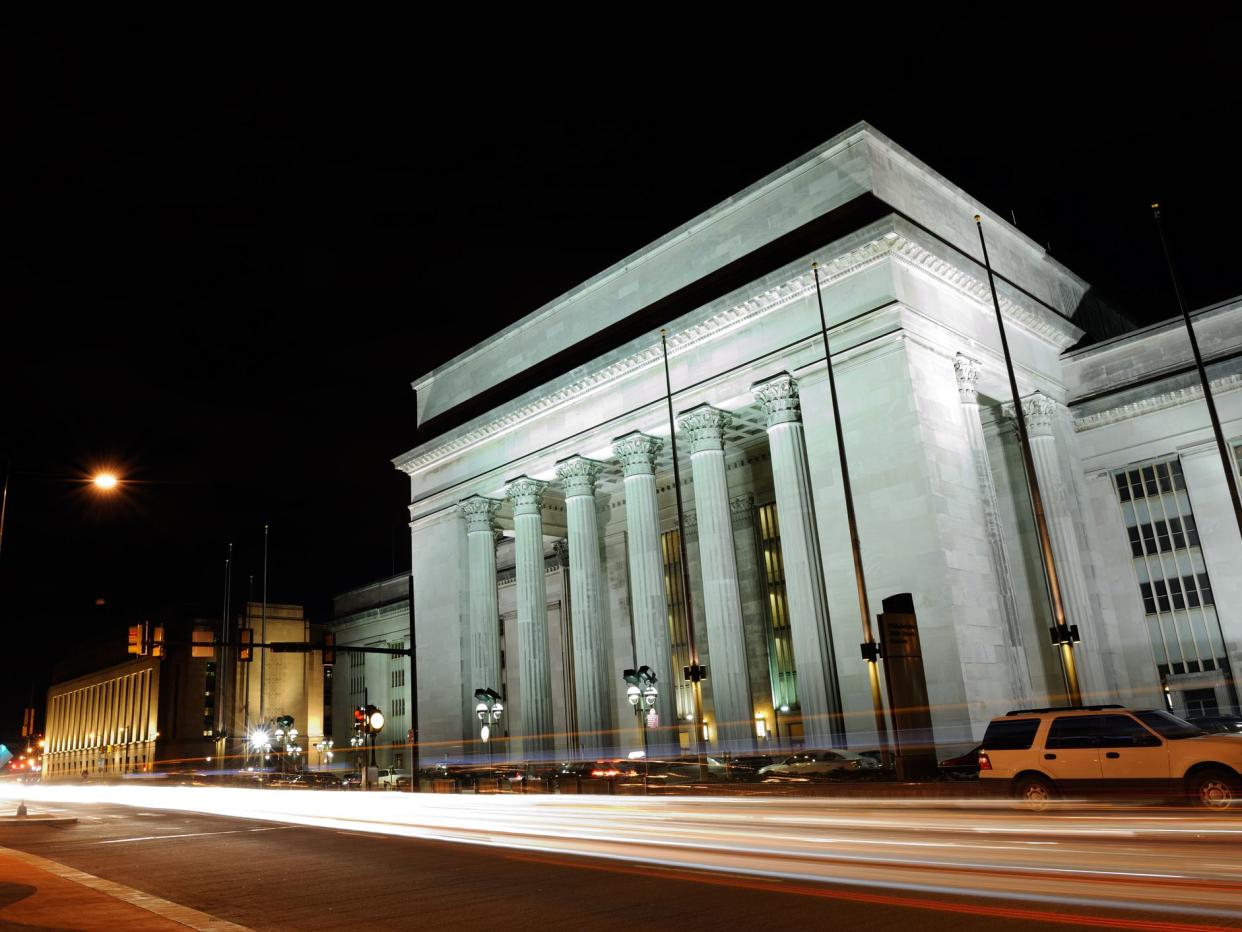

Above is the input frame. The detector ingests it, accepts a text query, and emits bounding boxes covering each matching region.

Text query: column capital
[554,455,605,498]
[1003,391,1060,438]
[729,493,755,528]
[458,495,501,534]
[953,354,982,403]
[504,476,548,516]
[752,372,801,426]
[677,404,731,454]
[612,432,663,477]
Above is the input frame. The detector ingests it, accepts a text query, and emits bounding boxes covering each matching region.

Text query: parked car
[978,705,1242,809]
[376,768,411,789]
[756,750,879,779]
[938,744,982,779]
[1187,715,1242,735]
[304,771,343,789]
[265,772,311,789]
[341,771,362,789]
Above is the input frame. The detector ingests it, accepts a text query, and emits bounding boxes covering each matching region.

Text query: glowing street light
[473,688,503,754]
[92,472,120,491]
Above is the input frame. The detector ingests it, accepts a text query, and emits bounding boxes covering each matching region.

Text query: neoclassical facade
[394,124,1242,764]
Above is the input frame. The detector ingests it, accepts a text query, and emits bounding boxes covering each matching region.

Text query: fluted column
[954,356,1032,704]
[1004,392,1096,693]
[505,476,554,755]
[554,455,612,753]
[459,496,503,715]
[753,373,844,748]
[677,405,754,752]
[612,432,677,753]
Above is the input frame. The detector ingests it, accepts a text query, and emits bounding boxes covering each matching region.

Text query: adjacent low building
[329,576,412,771]
[44,603,330,779]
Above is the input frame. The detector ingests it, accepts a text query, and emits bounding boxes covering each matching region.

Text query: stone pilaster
[1004,391,1099,697]
[458,496,503,722]
[953,355,1032,705]
[505,476,554,753]
[677,405,754,752]
[753,372,844,747]
[611,431,677,753]
[554,455,612,754]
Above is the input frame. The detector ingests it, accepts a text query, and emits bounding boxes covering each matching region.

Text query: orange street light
[92,472,120,491]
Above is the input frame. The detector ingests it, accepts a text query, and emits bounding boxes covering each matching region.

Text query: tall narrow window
[1112,458,1228,680]
[660,529,693,721]
[756,502,797,709]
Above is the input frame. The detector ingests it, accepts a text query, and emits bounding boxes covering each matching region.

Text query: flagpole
[974,215,1082,706]
[260,524,269,724]
[811,263,890,764]
[659,329,708,780]
[1151,204,1242,711]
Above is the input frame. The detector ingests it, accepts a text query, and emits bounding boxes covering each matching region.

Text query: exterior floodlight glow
[249,729,270,749]
[93,473,119,490]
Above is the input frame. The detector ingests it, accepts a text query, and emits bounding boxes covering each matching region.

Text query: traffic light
[322,631,335,667]
[150,625,165,658]
[355,705,385,734]
[128,624,145,655]
[21,708,34,738]
[238,627,254,662]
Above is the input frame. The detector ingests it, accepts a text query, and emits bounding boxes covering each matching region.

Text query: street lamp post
[623,666,658,794]
[314,739,334,773]
[473,688,504,764]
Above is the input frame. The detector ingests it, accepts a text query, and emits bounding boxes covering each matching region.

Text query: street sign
[407,728,414,744]
[646,709,659,729]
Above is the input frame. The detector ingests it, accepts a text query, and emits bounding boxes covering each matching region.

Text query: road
[2,785,1241,930]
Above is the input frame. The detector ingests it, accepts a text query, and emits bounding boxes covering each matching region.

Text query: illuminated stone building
[394,123,1242,765]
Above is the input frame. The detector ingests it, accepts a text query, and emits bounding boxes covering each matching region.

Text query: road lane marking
[101,826,291,844]
[0,842,253,931]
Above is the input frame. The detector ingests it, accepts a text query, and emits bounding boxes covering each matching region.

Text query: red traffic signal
[238,627,254,663]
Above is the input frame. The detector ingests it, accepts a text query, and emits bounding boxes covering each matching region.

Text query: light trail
[4,784,1241,925]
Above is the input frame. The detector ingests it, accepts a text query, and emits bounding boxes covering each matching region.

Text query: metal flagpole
[660,329,708,780]
[810,263,891,765]
[260,524,269,723]
[974,216,1082,706]
[1151,204,1242,711]
[217,543,232,767]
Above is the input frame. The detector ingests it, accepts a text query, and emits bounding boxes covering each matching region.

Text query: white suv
[978,705,1242,809]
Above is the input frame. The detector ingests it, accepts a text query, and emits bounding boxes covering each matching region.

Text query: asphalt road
[1,793,1240,931]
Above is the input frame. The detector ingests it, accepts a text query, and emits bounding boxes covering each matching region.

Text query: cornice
[397,232,1074,478]
[1073,373,1242,432]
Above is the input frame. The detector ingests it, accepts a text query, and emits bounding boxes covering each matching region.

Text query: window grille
[756,502,797,708]
[1112,458,1227,677]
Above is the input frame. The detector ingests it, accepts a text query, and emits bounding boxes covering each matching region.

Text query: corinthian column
[752,372,843,748]
[458,496,503,714]
[505,476,554,754]
[1004,391,1096,694]
[677,405,753,753]
[611,432,677,753]
[954,355,1032,704]
[554,455,612,753]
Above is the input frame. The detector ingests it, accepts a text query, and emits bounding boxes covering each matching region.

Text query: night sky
[3,21,1240,749]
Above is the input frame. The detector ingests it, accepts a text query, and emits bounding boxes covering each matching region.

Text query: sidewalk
[0,845,249,931]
